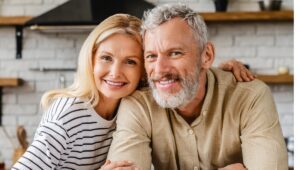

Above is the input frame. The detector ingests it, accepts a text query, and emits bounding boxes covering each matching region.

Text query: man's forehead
[143,19,195,49]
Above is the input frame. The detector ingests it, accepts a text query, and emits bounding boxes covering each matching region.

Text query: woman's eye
[126,59,137,65]
[100,55,112,62]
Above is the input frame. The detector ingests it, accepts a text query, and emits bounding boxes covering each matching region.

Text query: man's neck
[177,71,207,124]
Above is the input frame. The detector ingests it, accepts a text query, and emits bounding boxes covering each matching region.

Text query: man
[107,4,288,170]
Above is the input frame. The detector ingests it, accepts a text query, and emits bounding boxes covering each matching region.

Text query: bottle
[0,152,5,170]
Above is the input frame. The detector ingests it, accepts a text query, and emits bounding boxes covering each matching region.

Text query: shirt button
[203,110,207,116]
[188,129,194,135]
[194,166,199,170]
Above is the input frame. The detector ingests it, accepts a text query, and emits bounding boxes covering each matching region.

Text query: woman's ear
[201,42,215,69]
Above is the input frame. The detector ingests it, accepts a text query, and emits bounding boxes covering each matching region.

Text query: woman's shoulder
[43,97,90,122]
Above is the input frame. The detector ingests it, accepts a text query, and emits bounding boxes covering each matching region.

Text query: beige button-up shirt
[108,68,288,170]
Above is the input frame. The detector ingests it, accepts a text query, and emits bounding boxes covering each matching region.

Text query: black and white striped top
[12,97,116,170]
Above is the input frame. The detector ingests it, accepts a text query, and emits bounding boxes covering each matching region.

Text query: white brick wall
[0,0,294,168]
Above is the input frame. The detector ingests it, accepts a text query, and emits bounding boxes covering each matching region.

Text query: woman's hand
[99,160,138,170]
[218,59,255,82]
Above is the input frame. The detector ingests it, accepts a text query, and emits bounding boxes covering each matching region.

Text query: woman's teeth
[105,80,125,86]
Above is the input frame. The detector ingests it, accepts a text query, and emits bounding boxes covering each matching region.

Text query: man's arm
[240,84,288,170]
[107,93,152,170]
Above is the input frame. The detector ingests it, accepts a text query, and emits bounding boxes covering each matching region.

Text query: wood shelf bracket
[16,26,23,59]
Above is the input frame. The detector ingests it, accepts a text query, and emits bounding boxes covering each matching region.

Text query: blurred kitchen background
[0,0,294,169]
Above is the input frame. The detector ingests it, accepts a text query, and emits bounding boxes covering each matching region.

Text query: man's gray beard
[148,66,201,109]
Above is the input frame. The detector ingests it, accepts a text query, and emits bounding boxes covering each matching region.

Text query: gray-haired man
[108,4,288,170]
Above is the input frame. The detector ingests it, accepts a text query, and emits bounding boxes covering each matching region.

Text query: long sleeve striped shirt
[12,97,116,170]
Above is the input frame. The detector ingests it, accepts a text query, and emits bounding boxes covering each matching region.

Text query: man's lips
[157,79,176,85]
[153,77,179,89]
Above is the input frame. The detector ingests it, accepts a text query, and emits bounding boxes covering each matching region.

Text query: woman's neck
[94,96,120,120]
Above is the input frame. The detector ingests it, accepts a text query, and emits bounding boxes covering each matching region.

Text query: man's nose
[154,56,169,74]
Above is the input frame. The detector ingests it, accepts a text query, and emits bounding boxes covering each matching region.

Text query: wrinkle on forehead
[144,18,197,55]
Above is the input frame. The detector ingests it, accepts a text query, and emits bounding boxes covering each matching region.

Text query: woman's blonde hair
[41,14,142,109]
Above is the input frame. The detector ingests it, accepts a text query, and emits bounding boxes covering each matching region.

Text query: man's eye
[145,54,157,61]
[170,51,182,57]
[126,59,137,65]
[100,55,112,62]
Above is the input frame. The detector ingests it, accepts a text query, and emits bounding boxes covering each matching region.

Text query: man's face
[144,18,202,108]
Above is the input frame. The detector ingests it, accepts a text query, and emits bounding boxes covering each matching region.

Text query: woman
[12,14,254,170]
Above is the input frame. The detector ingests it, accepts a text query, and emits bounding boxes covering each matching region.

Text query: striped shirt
[12,97,116,170]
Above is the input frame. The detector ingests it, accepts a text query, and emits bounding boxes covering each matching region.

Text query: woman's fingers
[100,160,137,170]
[218,59,256,82]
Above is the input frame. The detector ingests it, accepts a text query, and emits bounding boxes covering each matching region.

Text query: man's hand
[99,160,139,170]
[218,163,247,170]
[218,59,255,82]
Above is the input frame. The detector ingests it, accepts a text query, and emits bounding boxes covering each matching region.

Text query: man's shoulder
[120,88,166,119]
[124,87,155,104]
[210,68,269,94]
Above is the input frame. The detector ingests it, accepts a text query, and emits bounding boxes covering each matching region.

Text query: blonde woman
[12,14,254,170]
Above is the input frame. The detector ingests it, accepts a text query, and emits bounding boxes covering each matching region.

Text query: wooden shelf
[0,78,22,87]
[256,74,293,84]
[0,11,293,26]
[0,16,32,26]
[199,11,293,22]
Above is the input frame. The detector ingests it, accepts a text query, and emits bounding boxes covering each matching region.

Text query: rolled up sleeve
[240,85,288,170]
[107,94,152,170]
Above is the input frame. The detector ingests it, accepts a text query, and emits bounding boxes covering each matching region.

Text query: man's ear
[201,42,215,69]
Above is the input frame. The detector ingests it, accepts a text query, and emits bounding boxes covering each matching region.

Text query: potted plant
[214,0,229,12]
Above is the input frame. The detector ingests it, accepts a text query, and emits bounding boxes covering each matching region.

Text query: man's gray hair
[141,4,208,50]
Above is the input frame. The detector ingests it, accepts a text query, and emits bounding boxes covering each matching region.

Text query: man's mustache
[149,73,182,82]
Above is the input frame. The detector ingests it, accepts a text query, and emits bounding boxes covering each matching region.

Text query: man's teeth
[106,80,125,86]
[159,79,175,85]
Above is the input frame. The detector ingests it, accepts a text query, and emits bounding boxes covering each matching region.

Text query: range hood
[14,0,155,59]
[25,0,155,31]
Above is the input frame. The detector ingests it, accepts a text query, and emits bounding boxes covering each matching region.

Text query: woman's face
[93,33,143,100]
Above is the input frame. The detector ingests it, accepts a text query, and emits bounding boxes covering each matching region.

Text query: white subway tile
[3,0,42,5]
[257,47,293,58]
[215,47,256,58]
[17,115,41,126]
[210,36,233,46]
[0,5,25,15]
[276,103,294,114]
[17,93,42,104]
[35,80,57,92]
[273,91,294,103]
[2,94,17,104]
[216,24,256,35]
[1,116,17,126]
[275,35,294,46]
[2,104,37,115]
[235,36,274,46]
[281,125,294,137]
